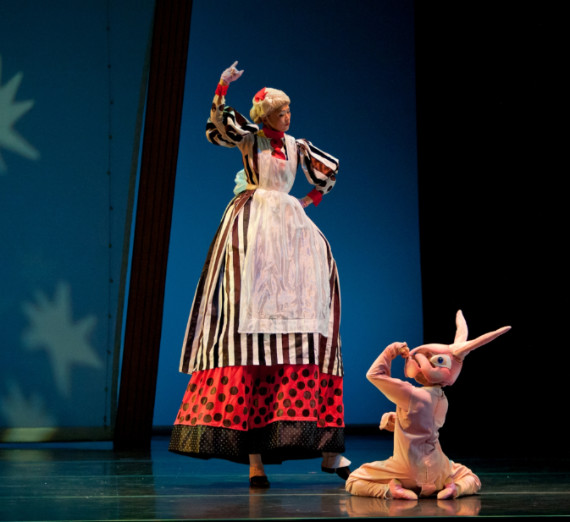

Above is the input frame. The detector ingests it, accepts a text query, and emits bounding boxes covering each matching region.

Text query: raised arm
[366,342,414,410]
[205,61,258,148]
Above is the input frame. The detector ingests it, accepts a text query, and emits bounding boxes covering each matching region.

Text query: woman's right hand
[220,61,244,85]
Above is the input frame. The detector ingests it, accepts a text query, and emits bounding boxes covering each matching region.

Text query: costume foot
[249,475,270,488]
[321,465,351,481]
[389,479,418,500]
[437,482,458,500]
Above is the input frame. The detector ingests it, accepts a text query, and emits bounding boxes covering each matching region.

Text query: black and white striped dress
[169,87,345,464]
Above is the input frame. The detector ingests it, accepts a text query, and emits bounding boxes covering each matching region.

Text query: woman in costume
[169,62,349,488]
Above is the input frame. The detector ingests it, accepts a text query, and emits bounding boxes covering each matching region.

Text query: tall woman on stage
[169,62,350,487]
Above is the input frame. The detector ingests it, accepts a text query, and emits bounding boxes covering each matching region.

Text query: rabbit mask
[404,310,511,387]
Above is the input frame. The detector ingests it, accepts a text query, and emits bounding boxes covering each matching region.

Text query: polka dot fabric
[174,364,344,431]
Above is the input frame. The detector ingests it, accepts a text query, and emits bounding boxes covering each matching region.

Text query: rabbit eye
[430,354,451,369]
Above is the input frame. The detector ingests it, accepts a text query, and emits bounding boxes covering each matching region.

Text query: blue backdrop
[0,0,421,439]
[154,0,422,427]
[0,0,154,440]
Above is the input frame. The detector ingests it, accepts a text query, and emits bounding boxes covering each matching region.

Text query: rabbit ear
[453,325,511,360]
[453,310,468,344]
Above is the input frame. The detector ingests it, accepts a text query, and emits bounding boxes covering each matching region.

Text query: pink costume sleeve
[366,343,414,410]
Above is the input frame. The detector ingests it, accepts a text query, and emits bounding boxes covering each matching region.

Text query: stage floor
[1,434,569,521]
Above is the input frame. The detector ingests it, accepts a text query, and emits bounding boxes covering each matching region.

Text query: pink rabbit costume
[346,310,510,500]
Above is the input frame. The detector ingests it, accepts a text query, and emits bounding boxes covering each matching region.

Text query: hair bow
[254,87,267,102]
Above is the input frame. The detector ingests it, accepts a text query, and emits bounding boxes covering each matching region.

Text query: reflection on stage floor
[1,434,569,520]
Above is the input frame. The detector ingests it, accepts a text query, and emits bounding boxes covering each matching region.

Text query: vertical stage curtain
[114,0,192,451]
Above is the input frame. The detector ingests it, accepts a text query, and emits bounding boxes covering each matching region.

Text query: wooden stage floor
[1,434,569,521]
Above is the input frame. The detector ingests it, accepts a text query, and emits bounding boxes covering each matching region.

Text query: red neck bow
[262,126,286,160]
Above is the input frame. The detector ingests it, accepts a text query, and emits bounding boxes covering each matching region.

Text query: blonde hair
[249,87,291,124]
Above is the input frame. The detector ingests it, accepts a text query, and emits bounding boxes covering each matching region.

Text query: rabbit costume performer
[169,63,349,485]
[346,310,510,499]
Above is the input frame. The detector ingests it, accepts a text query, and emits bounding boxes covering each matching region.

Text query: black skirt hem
[169,421,345,465]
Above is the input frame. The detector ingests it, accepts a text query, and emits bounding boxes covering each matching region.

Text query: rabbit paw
[379,412,396,432]
[389,479,418,500]
[437,482,459,500]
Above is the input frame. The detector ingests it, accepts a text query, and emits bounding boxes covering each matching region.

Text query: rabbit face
[404,343,463,387]
[403,311,511,388]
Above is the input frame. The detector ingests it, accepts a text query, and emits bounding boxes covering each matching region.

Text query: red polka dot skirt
[169,363,345,464]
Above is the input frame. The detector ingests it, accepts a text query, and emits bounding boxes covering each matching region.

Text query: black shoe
[321,465,351,481]
[249,475,270,488]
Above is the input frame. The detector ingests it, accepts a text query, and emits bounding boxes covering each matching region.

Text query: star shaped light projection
[21,282,102,397]
[1,380,56,429]
[0,54,40,172]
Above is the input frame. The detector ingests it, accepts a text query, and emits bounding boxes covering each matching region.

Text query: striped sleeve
[206,87,258,147]
[297,138,339,196]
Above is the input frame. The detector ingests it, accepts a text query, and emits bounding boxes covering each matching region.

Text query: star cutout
[0,54,40,172]
[21,282,102,397]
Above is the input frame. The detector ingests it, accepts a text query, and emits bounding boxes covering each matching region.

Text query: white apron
[238,146,331,336]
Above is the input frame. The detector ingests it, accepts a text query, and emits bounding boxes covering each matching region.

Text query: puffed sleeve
[296,139,339,206]
[205,83,258,148]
